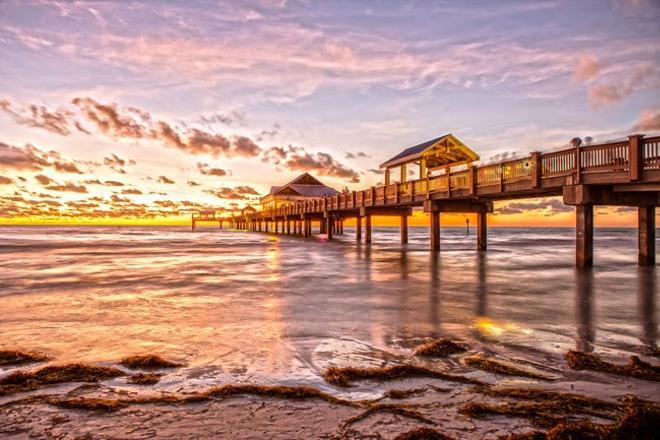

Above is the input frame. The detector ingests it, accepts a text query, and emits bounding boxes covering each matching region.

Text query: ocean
[0,225,656,399]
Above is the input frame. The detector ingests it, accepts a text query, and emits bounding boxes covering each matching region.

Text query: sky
[0,0,659,227]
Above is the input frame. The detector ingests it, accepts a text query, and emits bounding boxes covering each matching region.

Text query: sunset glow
[1,0,659,225]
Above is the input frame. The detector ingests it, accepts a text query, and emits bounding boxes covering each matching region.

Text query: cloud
[0,141,49,171]
[70,97,263,158]
[200,111,245,126]
[346,152,370,160]
[0,99,83,136]
[588,63,658,109]
[574,54,599,81]
[495,198,573,216]
[34,174,55,185]
[104,153,135,173]
[261,144,359,182]
[632,108,660,131]
[45,182,88,193]
[0,176,13,184]
[285,150,360,182]
[104,180,124,186]
[208,185,259,199]
[197,162,227,176]
[187,180,200,186]
[72,97,145,138]
[121,188,143,195]
[0,140,84,174]
[157,175,175,184]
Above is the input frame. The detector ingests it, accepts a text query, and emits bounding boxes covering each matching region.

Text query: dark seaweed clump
[0,363,125,396]
[323,364,484,388]
[479,387,620,417]
[464,354,553,381]
[498,400,659,440]
[413,339,467,358]
[0,350,49,366]
[119,355,183,370]
[566,351,660,381]
[127,373,162,385]
[393,427,453,440]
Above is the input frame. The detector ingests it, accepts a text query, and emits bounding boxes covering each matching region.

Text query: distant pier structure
[221,133,659,267]
[191,210,223,231]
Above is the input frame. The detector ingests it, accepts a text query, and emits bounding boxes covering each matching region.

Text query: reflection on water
[576,268,595,352]
[0,226,657,389]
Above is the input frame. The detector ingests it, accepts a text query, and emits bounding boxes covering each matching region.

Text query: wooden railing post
[530,152,541,188]
[574,142,582,184]
[629,134,644,181]
[469,164,476,195]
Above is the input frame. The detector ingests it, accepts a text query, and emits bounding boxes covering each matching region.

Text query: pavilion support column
[326,216,334,240]
[286,218,291,235]
[576,205,594,267]
[477,212,487,251]
[365,214,372,244]
[320,218,326,234]
[356,216,362,242]
[638,206,656,266]
[400,215,408,244]
[430,212,440,251]
[302,219,309,237]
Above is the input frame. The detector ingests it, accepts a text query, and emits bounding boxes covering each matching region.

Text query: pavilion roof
[380,133,479,169]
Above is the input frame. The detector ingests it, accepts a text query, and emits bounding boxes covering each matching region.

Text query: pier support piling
[576,204,594,267]
[326,216,333,240]
[365,214,372,244]
[401,215,408,244]
[430,212,440,251]
[638,206,656,266]
[477,212,487,251]
[356,216,362,242]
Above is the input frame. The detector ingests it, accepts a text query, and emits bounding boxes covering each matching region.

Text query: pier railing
[237,135,660,220]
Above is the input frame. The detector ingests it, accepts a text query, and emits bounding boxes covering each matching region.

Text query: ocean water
[0,225,657,397]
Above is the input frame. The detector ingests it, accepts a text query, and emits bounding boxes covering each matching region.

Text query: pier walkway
[222,134,659,267]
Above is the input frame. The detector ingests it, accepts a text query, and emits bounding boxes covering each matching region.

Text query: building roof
[264,173,339,199]
[380,133,479,169]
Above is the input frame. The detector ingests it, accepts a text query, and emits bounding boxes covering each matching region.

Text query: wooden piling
[365,214,372,244]
[576,205,593,267]
[477,212,487,251]
[638,206,656,265]
[356,216,362,242]
[430,211,440,251]
[326,216,333,240]
[400,215,408,244]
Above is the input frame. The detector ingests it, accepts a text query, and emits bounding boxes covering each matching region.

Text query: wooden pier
[221,134,658,267]
[191,210,223,231]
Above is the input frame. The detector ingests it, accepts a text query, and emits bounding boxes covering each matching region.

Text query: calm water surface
[0,226,657,395]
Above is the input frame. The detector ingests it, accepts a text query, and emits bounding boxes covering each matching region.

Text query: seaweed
[498,432,546,440]
[119,355,183,370]
[0,363,125,396]
[384,388,428,399]
[44,396,129,413]
[127,373,162,385]
[323,365,485,388]
[565,351,660,381]
[413,339,467,358]
[205,384,359,407]
[478,387,620,416]
[0,350,49,366]
[458,401,567,428]
[469,393,660,440]
[342,403,434,428]
[394,427,454,440]
[464,355,553,381]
